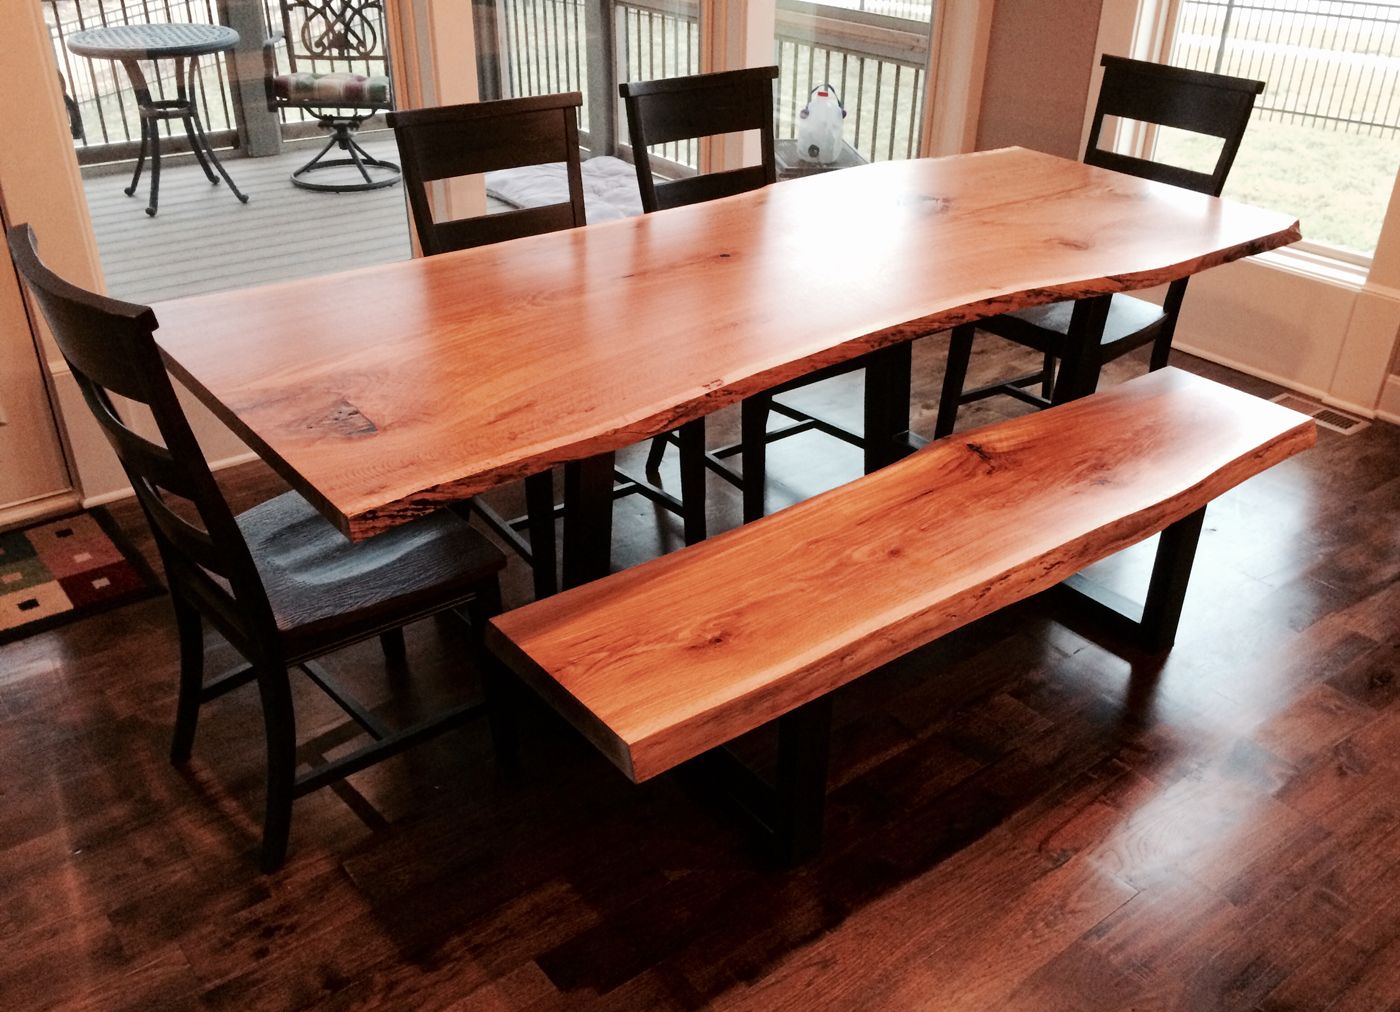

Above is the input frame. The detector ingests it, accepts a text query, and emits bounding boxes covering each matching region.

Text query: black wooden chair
[620,66,871,523]
[263,0,400,191]
[8,224,507,871]
[388,93,709,587]
[934,55,1265,437]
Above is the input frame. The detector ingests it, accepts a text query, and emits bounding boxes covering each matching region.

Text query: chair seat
[238,492,504,656]
[273,72,390,106]
[996,293,1168,350]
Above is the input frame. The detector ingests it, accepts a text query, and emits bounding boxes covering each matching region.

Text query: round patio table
[67,24,250,216]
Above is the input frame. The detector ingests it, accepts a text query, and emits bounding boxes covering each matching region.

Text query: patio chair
[263,0,400,191]
[619,66,876,524]
[934,55,1265,437]
[8,224,508,870]
[388,93,710,591]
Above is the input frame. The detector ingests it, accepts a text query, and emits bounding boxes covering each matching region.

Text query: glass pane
[772,0,934,179]
[484,0,702,168]
[45,0,412,304]
[490,0,591,132]
[615,0,704,169]
[1165,0,1400,259]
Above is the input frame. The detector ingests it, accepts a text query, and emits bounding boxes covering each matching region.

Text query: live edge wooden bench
[486,369,1316,861]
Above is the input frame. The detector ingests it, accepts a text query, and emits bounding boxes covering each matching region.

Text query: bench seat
[487,369,1314,791]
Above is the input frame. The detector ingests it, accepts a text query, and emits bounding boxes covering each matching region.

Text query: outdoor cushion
[273,72,390,106]
[485,155,645,222]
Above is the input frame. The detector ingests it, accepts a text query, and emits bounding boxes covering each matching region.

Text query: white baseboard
[1378,374,1400,426]
[80,450,261,510]
[1174,340,1328,398]
[1174,340,1382,419]
[0,490,82,532]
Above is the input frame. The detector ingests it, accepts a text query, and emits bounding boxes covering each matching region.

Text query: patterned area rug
[0,509,162,644]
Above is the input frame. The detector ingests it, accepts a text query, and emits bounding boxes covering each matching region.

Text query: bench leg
[773,695,833,865]
[682,694,834,865]
[1138,505,1206,652]
[1055,505,1206,653]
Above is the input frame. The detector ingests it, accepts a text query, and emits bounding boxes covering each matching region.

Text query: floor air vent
[1270,393,1370,435]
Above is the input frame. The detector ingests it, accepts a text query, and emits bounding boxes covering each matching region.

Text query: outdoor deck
[84,135,413,305]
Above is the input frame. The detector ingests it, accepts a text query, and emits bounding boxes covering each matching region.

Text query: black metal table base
[1048,505,1208,654]
[680,695,834,865]
[120,54,248,216]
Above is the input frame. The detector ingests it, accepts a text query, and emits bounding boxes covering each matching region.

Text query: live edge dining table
[153,146,1300,590]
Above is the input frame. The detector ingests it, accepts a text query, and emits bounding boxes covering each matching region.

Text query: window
[483,0,705,168]
[1159,0,1400,261]
[772,0,934,172]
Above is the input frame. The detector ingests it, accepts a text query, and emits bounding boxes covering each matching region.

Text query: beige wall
[975,0,1105,158]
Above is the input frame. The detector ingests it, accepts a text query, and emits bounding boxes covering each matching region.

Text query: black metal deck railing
[494,0,930,168]
[1171,0,1400,137]
[44,0,238,156]
[775,1,929,162]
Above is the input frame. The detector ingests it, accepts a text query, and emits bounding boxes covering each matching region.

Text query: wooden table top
[154,147,1300,540]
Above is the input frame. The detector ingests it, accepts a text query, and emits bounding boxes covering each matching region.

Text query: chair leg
[645,434,669,477]
[678,418,707,545]
[934,323,976,439]
[524,470,558,599]
[256,663,298,872]
[1040,351,1056,399]
[741,395,769,524]
[169,594,204,765]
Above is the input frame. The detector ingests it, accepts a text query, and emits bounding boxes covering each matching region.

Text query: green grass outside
[1155,117,1400,255]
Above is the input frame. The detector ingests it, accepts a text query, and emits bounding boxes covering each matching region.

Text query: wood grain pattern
[153,147,1301,540]
[488,369,1315,783]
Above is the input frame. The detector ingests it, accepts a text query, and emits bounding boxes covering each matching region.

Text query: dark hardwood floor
[2,335,1397,1010]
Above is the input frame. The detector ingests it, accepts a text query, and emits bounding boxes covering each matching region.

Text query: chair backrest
[1084,55,1264,197]
[279,0,389,75]
[388,93,587,256]
[5,225,276,653]
[618,67,779,213]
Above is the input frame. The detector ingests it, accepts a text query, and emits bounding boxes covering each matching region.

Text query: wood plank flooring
[1,337,1397,1010]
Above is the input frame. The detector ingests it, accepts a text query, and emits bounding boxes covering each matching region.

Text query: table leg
[147,115,162,217]
[523,470,558,599]
[120,58,162,216]
[1051,294,1112,404]
[185,55,249,204]
[863,343,913,473]
[562,452,615,588]
[125,116,149,198]
[174,55,216,185]
[678,418,707,546]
